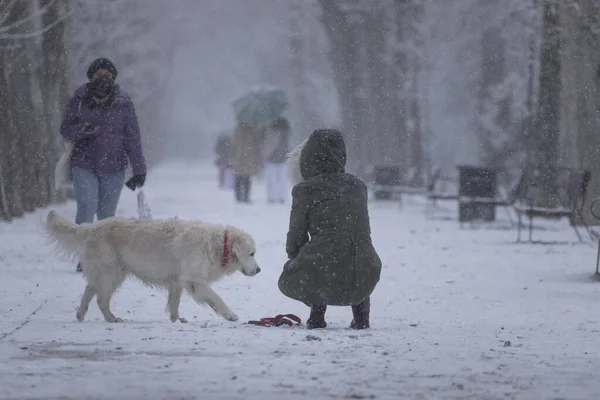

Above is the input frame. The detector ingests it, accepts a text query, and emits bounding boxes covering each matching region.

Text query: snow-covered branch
[0,0,71,40]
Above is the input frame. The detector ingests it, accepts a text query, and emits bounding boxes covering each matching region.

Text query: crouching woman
[278,129,382,329]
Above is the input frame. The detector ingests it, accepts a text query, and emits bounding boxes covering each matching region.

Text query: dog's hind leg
[186,283,238,322]
[76,284,96,322]
[91,265,126,323]
[167,284,187,323]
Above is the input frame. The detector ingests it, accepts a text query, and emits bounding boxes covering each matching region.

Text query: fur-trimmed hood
[286,137,309,186]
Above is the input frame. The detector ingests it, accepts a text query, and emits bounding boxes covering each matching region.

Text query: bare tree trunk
[396,0,426,184]
[319,0,363,172]
[0,63,13,221]
[7,0,48,213]
[39,0,70,203]
[0,0,70,221]
[362,5,390,170]
[389,1,407,172]
[288,2,321,137]
[522,34,538,154]
[534,0,561,205]
[1,1,30,218]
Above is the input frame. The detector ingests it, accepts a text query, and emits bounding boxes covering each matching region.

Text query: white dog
[44,210,260,323]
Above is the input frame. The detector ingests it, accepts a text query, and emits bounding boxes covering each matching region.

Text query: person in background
[59,57,147,272]
[261,117,291,204]
[278,129,382,329]
[214,134,232,189]
[232,123,262,203]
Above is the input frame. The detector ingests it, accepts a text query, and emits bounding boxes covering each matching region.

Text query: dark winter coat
[60,84,146,176]
[232,124,263,176]
[278,129,382,306]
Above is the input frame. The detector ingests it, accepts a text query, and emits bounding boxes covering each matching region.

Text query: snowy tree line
[316,0,541,182]
[0,0,70,221]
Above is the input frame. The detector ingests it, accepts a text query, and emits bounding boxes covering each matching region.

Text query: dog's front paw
[223,312,239,322]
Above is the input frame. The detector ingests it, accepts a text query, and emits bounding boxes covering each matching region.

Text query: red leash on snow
[224,232,301,327]
[224,231,300,327]
[247,314,302,327]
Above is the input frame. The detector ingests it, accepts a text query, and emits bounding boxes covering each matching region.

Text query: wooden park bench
[370,166,428,204]
[425,167,460,218]
[512,167,591,243]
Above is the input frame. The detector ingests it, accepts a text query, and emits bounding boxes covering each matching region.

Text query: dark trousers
[235,175,251,203]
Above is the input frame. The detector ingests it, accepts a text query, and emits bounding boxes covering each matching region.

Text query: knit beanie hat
[87,57,118,80]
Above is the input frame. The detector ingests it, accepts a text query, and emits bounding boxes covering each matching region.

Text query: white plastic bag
[54,141,75,190]
[137,189,153,219]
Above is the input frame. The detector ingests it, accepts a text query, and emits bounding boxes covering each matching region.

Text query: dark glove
[82,122,98,136]
[125,174,146,191]
[283,258,298,273]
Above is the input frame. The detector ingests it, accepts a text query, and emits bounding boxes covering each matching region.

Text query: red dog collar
[222,230,229,267]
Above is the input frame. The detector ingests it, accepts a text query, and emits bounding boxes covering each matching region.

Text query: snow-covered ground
[1,161,599,400]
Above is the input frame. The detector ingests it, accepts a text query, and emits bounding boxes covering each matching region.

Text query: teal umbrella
[232,86,288,128]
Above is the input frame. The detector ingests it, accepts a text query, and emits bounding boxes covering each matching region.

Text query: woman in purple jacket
[60,58,147,272]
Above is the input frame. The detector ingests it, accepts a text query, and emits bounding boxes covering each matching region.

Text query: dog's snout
[256,267,261,274]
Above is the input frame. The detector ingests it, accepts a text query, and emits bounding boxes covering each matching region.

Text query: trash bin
[374,166,401,200]
[457,165,497,222]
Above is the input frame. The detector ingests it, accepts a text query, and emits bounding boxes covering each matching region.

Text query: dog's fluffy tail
[44,210,87,260]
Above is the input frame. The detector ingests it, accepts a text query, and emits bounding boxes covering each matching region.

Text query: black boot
[350,298,370,329]
[306,305,327,329]
[76,262,82,272]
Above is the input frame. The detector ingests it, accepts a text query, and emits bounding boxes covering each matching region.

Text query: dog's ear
[229,245,239,264]
[229,234,252,264]
[227,234,241,263]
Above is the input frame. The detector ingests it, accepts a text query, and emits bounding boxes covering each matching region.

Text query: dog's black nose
[256,267,261,274]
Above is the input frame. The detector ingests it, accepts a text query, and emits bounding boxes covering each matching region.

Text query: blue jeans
[72,166,125,224]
